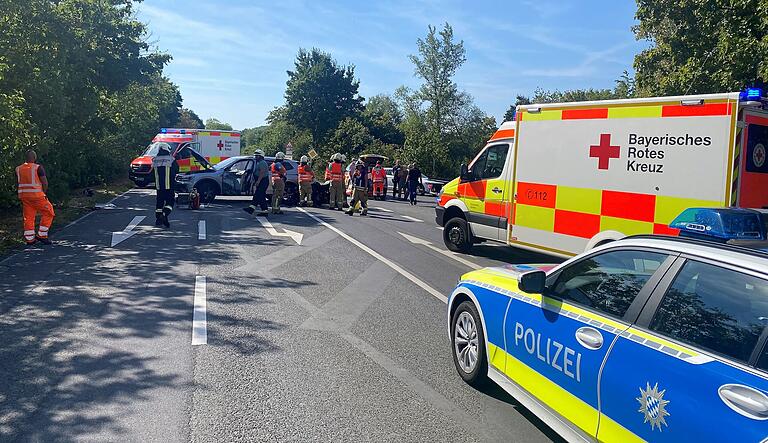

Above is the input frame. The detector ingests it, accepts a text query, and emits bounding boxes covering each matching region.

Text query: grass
[0,178,134,256]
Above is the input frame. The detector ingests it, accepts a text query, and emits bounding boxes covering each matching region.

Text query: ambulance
[129,128,241,187]
[435,90,768,257]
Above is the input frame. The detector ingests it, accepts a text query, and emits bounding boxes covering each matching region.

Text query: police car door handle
[575,327,603,350]
[718,384,768,419]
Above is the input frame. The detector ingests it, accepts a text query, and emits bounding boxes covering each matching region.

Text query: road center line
[192,276,207,345]
[198,220,206,240]
[297,207,447,304]
[402,215,424,223]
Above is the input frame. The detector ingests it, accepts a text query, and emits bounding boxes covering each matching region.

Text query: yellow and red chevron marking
[512,181,722,238]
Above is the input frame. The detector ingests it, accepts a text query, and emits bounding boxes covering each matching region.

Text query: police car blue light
[670,207,765,242]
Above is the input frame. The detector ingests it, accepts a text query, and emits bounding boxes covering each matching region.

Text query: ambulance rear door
[737,108,768,208]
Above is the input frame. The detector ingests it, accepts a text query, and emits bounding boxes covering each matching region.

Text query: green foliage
[0,0,179,207]
[325,117,375,158]
[284,48,364,145]
[502,95,532,122]
[362,94,404,145]
[178,108,204,129]
[633,0,768,95]
[204,118,233,130]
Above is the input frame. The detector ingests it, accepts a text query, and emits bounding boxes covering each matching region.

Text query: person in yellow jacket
[16,150,55,245]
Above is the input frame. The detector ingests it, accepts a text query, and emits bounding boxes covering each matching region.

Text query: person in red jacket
[371,161,386,200]
[298,155,315,206]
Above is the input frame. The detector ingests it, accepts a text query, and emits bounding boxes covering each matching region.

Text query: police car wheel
[444,218,472,253]
[451,301,487,386]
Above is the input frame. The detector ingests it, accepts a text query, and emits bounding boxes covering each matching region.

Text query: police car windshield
[143,142,179,156]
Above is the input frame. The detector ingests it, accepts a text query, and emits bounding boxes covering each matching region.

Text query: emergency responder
[347,160,368,216]
[16,150,55,245]
[152,145,179,228]
[244,149,269,216]
[407,162,423,205]
[371,161,386,200]
[397,164,408,200]
[327,153,345,210]
[298,155,314,206]
[391,160,401,198]
[271,151,287,214]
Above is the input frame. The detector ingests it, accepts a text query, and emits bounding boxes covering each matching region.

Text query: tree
[633,0,768,95]
[408,23,466,144]
[178,108,204,129]
[284,48,363,146]
[204,118,233,130]
[325,117,375,158]
[362,94,404,145]
[502,95,531,122]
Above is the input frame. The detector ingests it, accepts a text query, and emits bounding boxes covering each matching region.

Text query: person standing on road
[397,164,408,201]
[407,162,422,205]
[327,153,344,210]
[270,151,287,214]
[371,161,386,199]
[347,161,368,216]
[16,150,55,245]
[391,160,401,198]
[244,149,269,216]
[298,155,314,207]
[152,145,179,228]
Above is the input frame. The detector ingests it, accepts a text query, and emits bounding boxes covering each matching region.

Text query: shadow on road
[477,382,566,443]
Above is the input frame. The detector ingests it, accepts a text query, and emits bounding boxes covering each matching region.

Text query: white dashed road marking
[398,232,482,270]
[402,215,424,223]
[110,216,146,247]
[298,208,447,303]
[198,220,206,240]
[369,207,393,213]
[192,276,207,345]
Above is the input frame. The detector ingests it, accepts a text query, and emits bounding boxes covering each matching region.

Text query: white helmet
[333,153,342,161]
[300,155,309,163]
[341,154,347,162]
[275,151,285,160]
[253,149,264,157]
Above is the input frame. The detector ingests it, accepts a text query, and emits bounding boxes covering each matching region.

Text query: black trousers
[250,178,269,210]
[156,189,174,217]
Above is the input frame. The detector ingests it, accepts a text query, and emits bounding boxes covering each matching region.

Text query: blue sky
[137,0,646,130]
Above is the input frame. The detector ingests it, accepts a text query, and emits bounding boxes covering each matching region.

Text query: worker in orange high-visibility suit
[297,155,314,206]
[327,153,345,210]
[16,150,55,245]
[371,161,386,200]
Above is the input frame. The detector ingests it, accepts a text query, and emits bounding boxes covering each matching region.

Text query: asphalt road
[0,189,563,442]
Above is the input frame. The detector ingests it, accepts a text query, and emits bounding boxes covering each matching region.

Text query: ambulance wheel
[444,218,472,253]
[451,300,488,387]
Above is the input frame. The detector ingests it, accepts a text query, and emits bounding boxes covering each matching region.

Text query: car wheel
[195,181,217,204]
[444,218,472,253]
[451,300,488,386]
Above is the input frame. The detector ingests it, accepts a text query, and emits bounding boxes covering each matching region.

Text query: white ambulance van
[436,90,768,257]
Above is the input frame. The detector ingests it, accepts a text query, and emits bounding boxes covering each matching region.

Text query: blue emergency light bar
[669,208,765,242]
[740,87,764,101]
[160,128,189,134]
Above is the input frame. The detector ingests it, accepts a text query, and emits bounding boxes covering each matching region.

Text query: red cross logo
[217,140,224,151]
[589,134,620,170]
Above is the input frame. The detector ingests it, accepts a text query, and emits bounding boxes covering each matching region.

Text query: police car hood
[460,264,557,282]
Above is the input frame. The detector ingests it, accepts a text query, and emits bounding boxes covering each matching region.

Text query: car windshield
[213,157,244,171]
[142,141,179,156]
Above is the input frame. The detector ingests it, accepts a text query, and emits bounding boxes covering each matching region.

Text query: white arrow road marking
[369,207,393,213]
[398,232,482,270]
[110,216,146,247]
[198,220,206,240]
[298,207,447,303]
[255,216,303,245]
[402,215,424,223]
[192,276,207,345]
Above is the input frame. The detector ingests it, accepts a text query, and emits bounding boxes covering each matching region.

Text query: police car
[449,234,768,442]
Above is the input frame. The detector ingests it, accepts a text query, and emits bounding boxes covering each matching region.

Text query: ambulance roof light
[161,128,167,133]
[740,87,764,102]
[670,208,765,242]
[527,107,541,113]
[681,99,704,106]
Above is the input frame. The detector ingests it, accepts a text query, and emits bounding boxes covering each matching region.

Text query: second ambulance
[436,90,768,256]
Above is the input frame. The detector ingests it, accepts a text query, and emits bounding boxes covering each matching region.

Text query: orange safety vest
[327,162,343,182]
[372,167,385,183]
[16,163,45,199]
[271,162,285,180]
[298,164,314,183]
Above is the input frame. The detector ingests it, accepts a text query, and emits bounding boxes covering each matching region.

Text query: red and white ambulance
[129,128,241,187]
[436,90,768,257]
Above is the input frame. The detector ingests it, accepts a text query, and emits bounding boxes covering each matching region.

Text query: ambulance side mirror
[459,163,469,182]
[518,271,547,294]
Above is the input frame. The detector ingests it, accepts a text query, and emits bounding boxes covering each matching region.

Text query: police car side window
[176,147,192,159]
[551,250,668,319]
[650,261,768,363]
